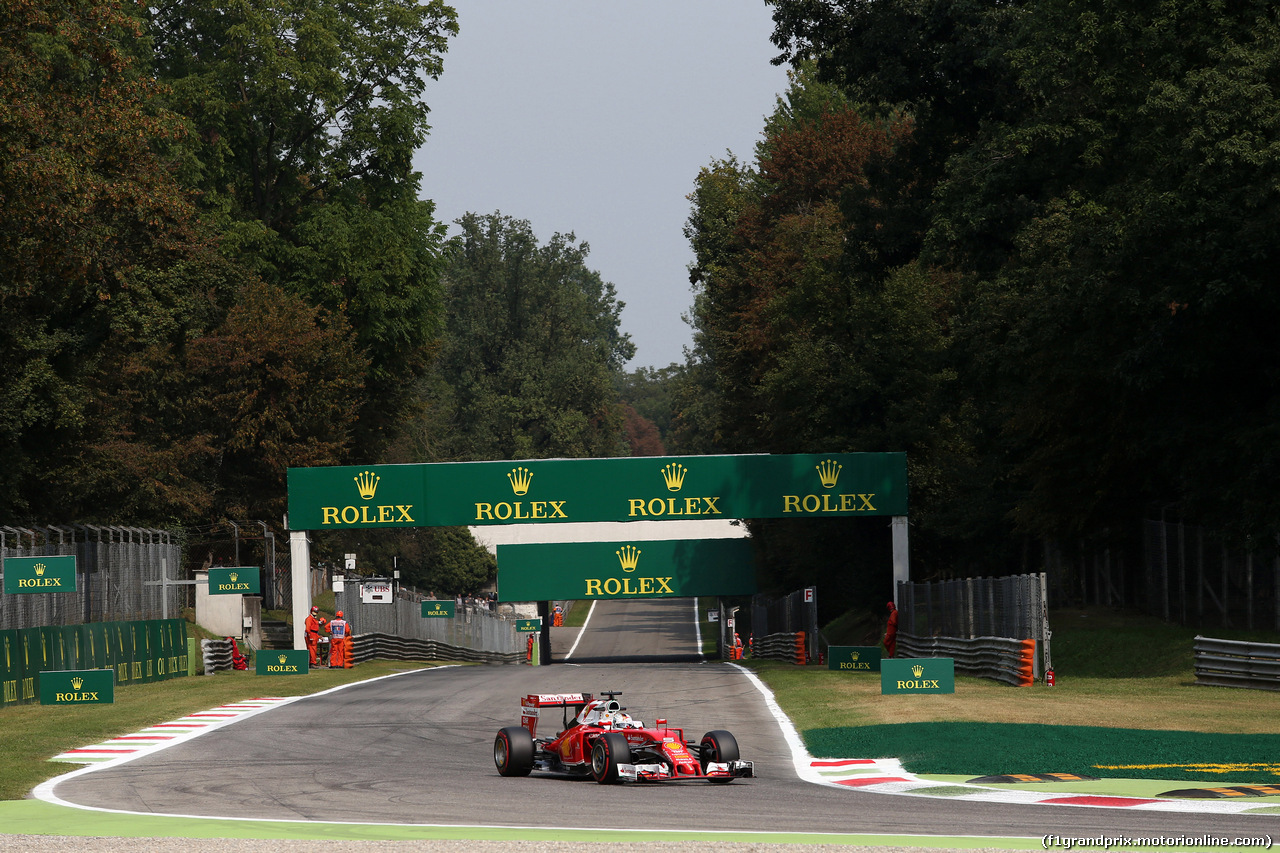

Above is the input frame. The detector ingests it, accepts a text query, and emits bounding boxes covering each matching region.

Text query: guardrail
[352,632,524,665]
[1194,636,1280,691]
[751,631,807,665]
[897,633,1037,686]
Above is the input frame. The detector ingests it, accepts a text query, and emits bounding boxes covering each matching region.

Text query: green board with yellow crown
[286,452,907,530]
[3,555,77,594]
[881,658,955,694]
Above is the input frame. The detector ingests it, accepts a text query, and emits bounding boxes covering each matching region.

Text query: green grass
[559,600,589,628]
[0,660,440,801]
[744,605,1280,784]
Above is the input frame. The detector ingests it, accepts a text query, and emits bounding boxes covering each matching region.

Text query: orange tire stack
[794,631,807,665]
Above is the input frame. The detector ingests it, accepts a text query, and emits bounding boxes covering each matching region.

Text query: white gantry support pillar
[290,529,312,651]
[891,515,909,606]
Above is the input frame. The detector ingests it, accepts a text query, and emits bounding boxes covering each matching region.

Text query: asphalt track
[31,598,1280,845]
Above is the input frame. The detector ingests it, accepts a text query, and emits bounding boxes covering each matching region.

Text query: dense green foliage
[672,0,1280,616]
[420,212,634,462]
[0,0,454,525]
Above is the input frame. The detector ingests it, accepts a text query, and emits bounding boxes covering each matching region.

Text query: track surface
[51,598,1280,841]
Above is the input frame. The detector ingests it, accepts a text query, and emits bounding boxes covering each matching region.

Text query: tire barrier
[201,638,235,674]
[1,618,189,707]
[896,633,1037,686]
[752,631,809,664]
[1193,636,1280,692]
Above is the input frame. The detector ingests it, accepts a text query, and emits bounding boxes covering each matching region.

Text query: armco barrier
[752,631,806,664]
[1194,636,1280,691]
[0,618,188,707]
[352,632,524,665]
[896,633,1037,686]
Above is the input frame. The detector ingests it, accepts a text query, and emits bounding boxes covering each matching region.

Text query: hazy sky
[413,2,791,370]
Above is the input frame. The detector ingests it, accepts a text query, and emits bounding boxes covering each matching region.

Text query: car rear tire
[590,731,631,784]
[494,726,534,777]
[699,730,739,782]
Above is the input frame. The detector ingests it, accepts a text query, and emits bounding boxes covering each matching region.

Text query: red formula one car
[493,691,754,784]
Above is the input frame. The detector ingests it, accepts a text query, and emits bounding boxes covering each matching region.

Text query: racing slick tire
[699,730,739,782]
[590,731,631,784]
[494,726,535,777]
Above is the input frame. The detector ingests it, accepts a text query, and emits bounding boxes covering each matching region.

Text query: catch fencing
[896,573,1047,641]
[749,588,818,660]
[0,526,183,631]
[1193,636,1280,692]
[335,588,522,656]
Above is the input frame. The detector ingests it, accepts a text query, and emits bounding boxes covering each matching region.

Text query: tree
[682,70,985,609]
[0,0,204,520]
[63,276,368,523]
[423,212,635,461]
[149,0,458,455]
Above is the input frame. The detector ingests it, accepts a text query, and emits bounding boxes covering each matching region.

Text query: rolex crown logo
[616,544,641,573]
[34,563,46,576]
[850,651,859,661]
[278,654,288,665]
[71,677,83,690]
[508,466,533,496]
[229,572,238,582]
[354,470,380,500]
[816,459,842,489]
[661,463,687,492]
[911,664,924,678]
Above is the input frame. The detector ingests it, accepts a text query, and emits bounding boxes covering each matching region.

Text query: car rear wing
[520,693,593,737]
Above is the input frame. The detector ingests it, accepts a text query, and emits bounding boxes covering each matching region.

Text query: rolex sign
[40,669,114,705]
[256,650,309,675]
[4,555,77,594]
[208,567,261,595]
[880,658,956,694]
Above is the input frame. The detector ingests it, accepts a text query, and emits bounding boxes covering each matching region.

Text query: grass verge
[0,660,440,801]
[745,606,1280,784]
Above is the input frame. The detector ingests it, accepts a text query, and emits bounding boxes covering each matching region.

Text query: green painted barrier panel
[2,555,77,593]
[881,658,956,694]
[39,669,114,705]
[1,630,19,708]
[495,538,757,602]
[256,649,309,675]
[287,452,908,530]
[1,619,189,705]
[828,645,881,672]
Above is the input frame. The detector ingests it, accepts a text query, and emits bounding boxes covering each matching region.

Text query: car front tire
[699,730,739,782]
[590,731,631,784]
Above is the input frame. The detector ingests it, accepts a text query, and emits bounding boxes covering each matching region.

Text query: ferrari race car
[493,691,754,784]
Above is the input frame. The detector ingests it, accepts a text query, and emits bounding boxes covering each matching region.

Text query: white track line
[562,599,596,660]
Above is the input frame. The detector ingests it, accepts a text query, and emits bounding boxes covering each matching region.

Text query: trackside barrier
[0,618,189,707]
[201,638,235,674]
[752,631,808,664]
[352,632,524,665]
[1194,636,1280,691]
[896,633,1037,686]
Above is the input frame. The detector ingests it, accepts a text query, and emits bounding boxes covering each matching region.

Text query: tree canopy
[422,212,635,462]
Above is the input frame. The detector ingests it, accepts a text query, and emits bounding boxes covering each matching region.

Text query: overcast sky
[413,2,791,370]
